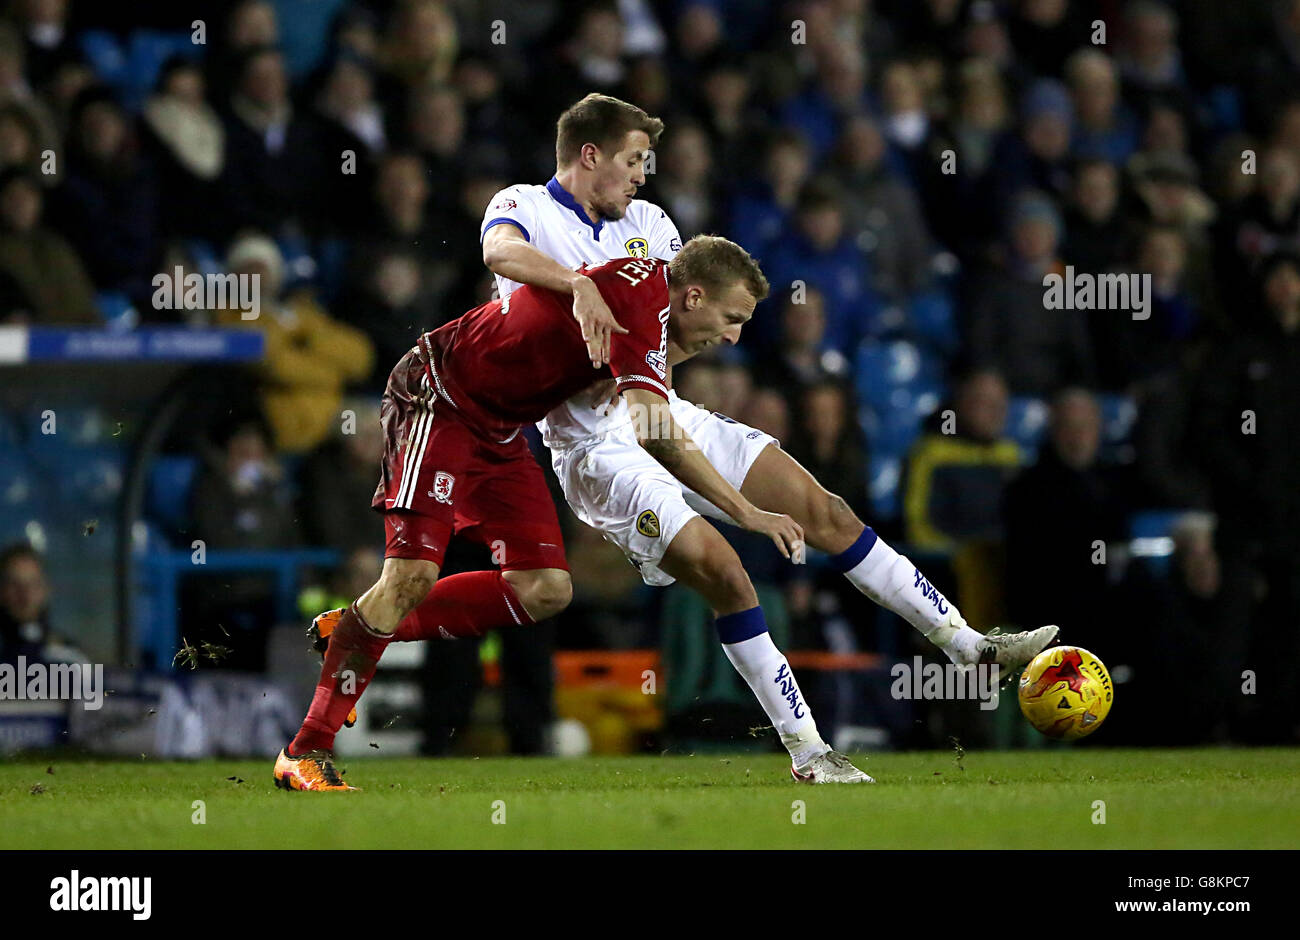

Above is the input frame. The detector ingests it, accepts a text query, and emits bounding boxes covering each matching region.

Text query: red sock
[392,570,533,641]
[290,603,391,755]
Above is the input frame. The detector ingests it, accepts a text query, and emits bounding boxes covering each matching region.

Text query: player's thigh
[738,443,864,554]
[552,431,699,586]
[456,435,569,573]
[373,353,467,568]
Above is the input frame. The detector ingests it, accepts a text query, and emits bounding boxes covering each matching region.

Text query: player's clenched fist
[572,275,628,367]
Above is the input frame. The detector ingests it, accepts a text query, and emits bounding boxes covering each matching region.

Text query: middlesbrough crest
[432,471,455,504]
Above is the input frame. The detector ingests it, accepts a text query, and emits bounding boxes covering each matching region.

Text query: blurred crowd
[2,0,1299,745]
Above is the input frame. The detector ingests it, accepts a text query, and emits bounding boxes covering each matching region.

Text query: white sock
[839,534,983,665]
[721,631,827,766]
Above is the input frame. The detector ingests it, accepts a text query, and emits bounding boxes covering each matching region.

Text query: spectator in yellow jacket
[220,232,374,453]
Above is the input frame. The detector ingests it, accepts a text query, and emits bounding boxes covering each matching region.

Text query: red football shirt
[422,257,671,434]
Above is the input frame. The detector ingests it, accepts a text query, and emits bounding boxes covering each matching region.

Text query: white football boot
[974,625,1059,671]
[791,750,875,784]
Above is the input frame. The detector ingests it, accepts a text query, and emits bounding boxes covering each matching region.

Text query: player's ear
[580,142,600,170]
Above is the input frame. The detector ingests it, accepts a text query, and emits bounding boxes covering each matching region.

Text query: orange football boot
[273,748,357,791]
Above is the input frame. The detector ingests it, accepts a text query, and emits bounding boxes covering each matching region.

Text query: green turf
[2,748,1297,849]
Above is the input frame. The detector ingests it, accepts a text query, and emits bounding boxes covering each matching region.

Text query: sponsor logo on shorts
[624,236,649,258]
[636,509,660,538]
[431,471,455,504]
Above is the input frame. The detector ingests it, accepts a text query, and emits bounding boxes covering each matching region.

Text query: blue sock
[828,526,877,573]
[715,606,768,644]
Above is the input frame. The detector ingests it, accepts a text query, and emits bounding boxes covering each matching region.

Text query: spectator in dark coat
[50,87,160,308]
[967,190,1095,396]
[0,167,97,324]
[1004,388,1132,639]
[183,418,298,671]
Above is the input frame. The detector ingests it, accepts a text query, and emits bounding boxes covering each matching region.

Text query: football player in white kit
[404,93,1054,782]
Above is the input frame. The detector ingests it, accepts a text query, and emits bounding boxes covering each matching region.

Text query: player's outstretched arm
[623,388,804,559]
[482,223,627,367]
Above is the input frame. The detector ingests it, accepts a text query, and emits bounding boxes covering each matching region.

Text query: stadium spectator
[0,166,96,323]
[218,232,374,453]
[728,129,812,259]
[1194,252,1300,742]
[902,368,1019,625]
[50,86,160,308]
[0,101,44,175]
[1111,511,1227,745]
[760,286,851,402]
[298,397,386,554]
[1097,224,1199,391]
[184,417,297,671]
[222,44,367,238]
[402,83,465,216]
[761,178,880,356]
[967,189,1095,396]
[1062,157,1130,275]
[650,119,716,238]
[1004,388,1133,638]
[139,57,226,240]
[786,379,870,522]
[830,113,936,299]
[987,79,1075,237]
[0,542,85,666]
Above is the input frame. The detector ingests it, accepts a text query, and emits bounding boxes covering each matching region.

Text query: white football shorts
[551,391,778,586]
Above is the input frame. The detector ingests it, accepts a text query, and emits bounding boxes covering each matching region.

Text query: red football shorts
[371,346,568,572]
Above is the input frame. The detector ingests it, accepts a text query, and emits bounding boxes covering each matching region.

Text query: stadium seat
[0,450,55,550]
[906,289,959,354]
[78,31,129,88]
[123,31,204,108]
[23,407,117,471]
[1005,396,1049,460]
[854,339,945,412]
[868,453,902,521]
[54,447,126,512]
[1098,392,1138,444]
[95,291,140,330]
[0,408,21,447]
[859,385,943,457]
[145,455,200,535]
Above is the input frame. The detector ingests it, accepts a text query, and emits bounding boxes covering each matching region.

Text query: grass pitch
[2,748,1297,849]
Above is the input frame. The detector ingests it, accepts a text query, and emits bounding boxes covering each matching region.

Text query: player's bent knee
[805,489,862,550]
[699,554,757,612]
[505,568,573,621]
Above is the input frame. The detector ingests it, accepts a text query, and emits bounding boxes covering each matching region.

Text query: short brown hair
[668,235,770,302]
[555,93,664,166]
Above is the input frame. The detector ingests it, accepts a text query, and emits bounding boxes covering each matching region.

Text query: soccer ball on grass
[1017,645,1113,740]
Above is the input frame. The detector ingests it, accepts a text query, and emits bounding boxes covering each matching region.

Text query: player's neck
[553,169,602,223]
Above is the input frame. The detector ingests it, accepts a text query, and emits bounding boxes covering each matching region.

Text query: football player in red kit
[274,235,802,790]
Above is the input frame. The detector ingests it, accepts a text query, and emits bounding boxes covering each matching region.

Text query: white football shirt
[480,177,682,446]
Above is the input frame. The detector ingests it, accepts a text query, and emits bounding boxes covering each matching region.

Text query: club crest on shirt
[431,471,455,504]
[624,236,649,258]
[636,509,660,538]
